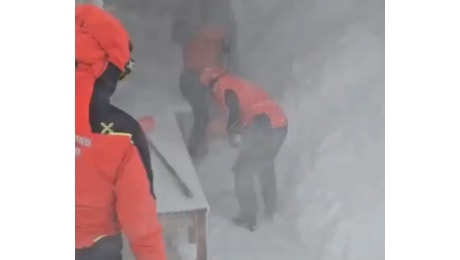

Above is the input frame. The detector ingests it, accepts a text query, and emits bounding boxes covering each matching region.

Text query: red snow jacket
[202,68,287,130]
[75,4,166,260]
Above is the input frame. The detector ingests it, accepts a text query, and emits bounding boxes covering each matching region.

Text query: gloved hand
[228,134,242,149]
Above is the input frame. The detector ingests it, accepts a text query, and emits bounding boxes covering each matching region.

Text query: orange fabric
[76,4,131,72]
[183,25,226,71]
[75,134,166,260]
[75,5,166,260]
[138,116,156,134]
[211,74,288,129]
[75,4,131,134]
[75,70,95,134]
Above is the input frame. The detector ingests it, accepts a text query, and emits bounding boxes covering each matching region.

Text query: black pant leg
[179,69,210,158]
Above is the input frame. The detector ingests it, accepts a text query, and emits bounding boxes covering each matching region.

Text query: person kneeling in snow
[200,67,288,231]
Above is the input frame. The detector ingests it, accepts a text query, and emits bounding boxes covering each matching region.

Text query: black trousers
[179,69,212,159]
[75,235,122,260]
[232,115,288,225]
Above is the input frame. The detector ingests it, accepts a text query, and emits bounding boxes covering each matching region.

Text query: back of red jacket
[175,0,239,73]
[183,25,226,71]
[76,133,166,260]
[212,74,288,129]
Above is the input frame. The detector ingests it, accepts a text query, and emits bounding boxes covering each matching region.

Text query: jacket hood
[76,4,131,76]
[75,4,131,133]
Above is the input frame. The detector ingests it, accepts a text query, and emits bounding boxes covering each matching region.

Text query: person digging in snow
[200,66,288,231]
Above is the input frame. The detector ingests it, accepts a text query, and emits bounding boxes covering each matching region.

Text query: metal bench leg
[188,226,196,243]
[196,211,207,260]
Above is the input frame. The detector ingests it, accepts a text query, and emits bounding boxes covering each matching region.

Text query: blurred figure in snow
[200,67,288,231]
[172,0,240,161]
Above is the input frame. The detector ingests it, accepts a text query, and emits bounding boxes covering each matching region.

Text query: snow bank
[232,0,384,259]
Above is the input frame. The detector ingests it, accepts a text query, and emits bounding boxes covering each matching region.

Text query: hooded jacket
[75,4,166,259]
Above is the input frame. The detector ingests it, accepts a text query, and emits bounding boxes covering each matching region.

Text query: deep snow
[79,0,385,259]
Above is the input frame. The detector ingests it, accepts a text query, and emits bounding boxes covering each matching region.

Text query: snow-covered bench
[123,108,209,260]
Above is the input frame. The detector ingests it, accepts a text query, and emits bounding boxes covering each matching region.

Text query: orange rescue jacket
[75,4,166,260]
[75,133,166,260]
[183,24,227,71]
[211,74,287,129]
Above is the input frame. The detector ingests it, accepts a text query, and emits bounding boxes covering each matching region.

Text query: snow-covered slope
[242,2,384,260]
[229,1,384,259]
[84,0,384,259]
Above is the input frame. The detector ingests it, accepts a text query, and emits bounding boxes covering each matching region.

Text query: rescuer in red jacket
[200,67,288,231]
[75,4,166,259]
[172,0,239,160]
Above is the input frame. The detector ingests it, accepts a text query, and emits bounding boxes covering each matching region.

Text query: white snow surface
[148,112,209,213]
[101,0,384,259]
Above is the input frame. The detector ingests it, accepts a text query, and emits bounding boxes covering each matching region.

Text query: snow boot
[232,216,257,232]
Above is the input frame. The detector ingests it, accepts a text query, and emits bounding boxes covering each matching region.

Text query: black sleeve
[108,105,156,199]
[130,121,156,198]
[224,89,240,135]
